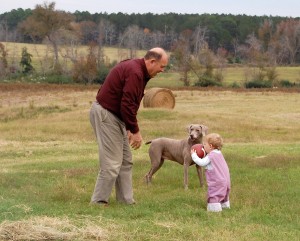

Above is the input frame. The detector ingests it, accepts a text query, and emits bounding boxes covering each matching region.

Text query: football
[191,144,206,158]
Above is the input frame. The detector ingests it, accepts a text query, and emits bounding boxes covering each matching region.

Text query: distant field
[3,41,146,65]
[222,66,300,85]
[2,42,300,86]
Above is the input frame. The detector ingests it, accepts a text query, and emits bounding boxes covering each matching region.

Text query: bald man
[90,47,168,205]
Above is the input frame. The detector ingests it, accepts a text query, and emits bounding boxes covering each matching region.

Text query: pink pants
[207,183,230,204]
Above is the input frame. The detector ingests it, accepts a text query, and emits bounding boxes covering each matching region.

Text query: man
[90,47,168,205]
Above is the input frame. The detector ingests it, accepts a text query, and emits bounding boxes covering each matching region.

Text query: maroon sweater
[96,58,150,133]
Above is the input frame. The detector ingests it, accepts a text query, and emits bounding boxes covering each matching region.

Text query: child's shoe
[221,200,230,209]
[207,203,222,212]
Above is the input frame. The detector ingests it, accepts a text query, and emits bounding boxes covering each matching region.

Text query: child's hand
[191,149,197,155]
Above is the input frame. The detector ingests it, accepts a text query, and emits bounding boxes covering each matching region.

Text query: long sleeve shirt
[191,152,211,169]
[96,58,150,133]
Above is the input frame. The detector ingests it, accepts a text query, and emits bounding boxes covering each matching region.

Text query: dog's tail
[145,141,152,145]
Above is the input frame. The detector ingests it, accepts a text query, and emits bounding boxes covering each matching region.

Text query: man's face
[148,57,168,78]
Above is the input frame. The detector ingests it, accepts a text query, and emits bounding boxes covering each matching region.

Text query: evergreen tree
[20,47,34,73]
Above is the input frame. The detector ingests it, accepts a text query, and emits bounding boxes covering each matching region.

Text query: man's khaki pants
[90,102,134,204]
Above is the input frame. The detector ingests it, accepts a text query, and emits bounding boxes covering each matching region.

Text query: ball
[191,144,206,158]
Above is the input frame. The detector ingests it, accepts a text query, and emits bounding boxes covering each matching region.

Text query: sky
[1,0,300,18]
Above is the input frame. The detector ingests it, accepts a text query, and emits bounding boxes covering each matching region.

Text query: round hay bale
[143,88,175,109]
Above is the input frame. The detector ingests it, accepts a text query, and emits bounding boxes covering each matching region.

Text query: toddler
[191,133,231,212]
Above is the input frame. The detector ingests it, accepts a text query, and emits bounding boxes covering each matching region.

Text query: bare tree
[0,42,9,78]
[258,19,274,52]
[274,19,300,64]
[197,45,216,77]
[119,25,143,58]
[151,31,166,48]
[72,43,97,84]
[19,1,74,72]
[242,33,265,66]
[77,21,98,44]
[172,29,193,86]
[231,38,239,57]
[98,19,117,46]
[192,25,208,57]
[0,21,8,42]
[172,27,218,86]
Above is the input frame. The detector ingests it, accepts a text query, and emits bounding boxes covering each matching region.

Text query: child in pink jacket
[191,133,231,212]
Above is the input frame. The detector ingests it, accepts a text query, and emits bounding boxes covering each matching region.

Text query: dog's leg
[145,168,153,184]
[184,162,189,190]
[196,166,204,187]
[145,159,165,185]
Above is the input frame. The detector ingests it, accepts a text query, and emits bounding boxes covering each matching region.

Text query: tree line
[1,3,299,57]
[0,2,299,87]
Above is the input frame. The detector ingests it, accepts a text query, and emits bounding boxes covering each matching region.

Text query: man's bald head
[144,47,168,61]
[144,47,168,78]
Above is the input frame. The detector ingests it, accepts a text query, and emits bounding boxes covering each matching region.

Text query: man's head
[144,47,168,78]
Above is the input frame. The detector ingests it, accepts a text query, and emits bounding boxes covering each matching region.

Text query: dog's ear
[200,125,208,136]
[186,124,192,133]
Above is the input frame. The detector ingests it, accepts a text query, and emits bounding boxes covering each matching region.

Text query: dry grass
[1,82,299,143]
[140,89,300,142]
[0,216,109,240]
[0,83,299,241]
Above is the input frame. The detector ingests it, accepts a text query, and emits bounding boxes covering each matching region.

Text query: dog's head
[187,124,208,142]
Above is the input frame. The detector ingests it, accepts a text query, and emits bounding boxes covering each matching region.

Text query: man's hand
[127,130,143,150]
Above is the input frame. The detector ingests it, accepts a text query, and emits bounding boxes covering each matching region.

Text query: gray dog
[145,124,208,189]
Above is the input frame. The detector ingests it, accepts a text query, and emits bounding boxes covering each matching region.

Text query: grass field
[3,42,300,87]
[0,83,299,240]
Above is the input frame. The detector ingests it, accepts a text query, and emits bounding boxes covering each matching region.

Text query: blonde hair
[204,133,223,150]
